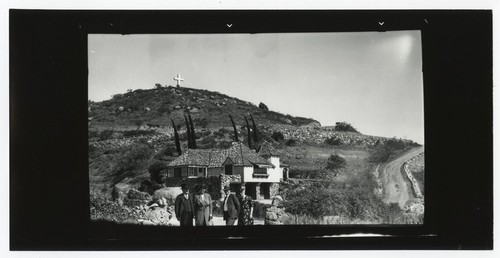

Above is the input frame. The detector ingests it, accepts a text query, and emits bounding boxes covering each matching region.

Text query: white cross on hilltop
[173,74,184,87]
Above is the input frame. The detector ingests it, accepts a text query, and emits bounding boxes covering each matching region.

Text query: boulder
[152,187,183,206]
[145,206,171,225]
[124,188,151,207]
[266,211,278,221]
[112,183,133,206]
[271,196,284,207]
[279,213,293,224]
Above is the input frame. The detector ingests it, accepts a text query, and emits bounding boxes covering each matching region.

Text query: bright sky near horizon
[89,31,424,144]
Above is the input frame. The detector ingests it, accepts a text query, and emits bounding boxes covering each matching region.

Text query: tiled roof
[168,142,273,168]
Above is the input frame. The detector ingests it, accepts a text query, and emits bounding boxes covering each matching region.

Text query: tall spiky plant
[229,114,239,142]
[244,116,252,149]
[250,114,259,147]
[171,119,182,155]
[188,113,197,149]
[184,114,192,149]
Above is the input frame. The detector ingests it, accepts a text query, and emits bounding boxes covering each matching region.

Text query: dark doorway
[260,184,270,199]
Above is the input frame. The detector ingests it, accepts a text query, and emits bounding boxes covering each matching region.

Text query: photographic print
[88,32,425,227]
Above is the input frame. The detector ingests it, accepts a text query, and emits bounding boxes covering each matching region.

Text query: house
[166,141,289,200]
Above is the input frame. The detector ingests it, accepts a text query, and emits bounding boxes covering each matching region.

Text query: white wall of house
[242,164,282,183]
[266,156,283,182]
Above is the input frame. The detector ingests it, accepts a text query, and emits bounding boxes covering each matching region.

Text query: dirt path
[379,146,424,208]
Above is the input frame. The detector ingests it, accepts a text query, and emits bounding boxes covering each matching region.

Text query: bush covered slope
[88,86,319,130]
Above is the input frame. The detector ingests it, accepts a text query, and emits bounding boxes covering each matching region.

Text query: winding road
[378,146,424,208]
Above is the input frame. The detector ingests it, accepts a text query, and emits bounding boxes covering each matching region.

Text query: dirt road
[379,146,424,208]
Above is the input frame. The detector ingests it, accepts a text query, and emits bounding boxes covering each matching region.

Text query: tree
[244,116,252,148]
[148,160,166,184]
[229,114,239,142]
[334,122,359,133]
[188,113,197,149]
[184,114,192,148]
[271,131,285,142]
[325,154,347,177]
[250,114,259,147]
[171,119,182,155]
[258,102,269,111]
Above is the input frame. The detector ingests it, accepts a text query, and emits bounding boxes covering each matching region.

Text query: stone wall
[265,206,286,225]
[407,152,425,173]
[269,183,280,198]
[89,134,172,150]
[402,152,424,199]
[261,124,411,146]
[371,164,383,196]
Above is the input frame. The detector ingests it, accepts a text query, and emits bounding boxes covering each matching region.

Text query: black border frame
[10,10,493,250]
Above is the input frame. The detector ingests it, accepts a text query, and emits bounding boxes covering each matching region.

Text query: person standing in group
[194,184,213,226]
[222,185,240,226]
[175,183,195,227]
[236,185,254,226]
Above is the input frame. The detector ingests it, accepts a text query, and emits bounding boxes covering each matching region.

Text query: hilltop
[88,86,319,131]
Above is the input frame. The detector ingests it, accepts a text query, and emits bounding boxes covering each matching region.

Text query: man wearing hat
[175,183,195,227]
[194,184,213,226]
[222,185,240,226]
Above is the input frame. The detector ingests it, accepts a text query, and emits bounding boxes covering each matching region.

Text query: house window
[188,167,196,177]
[253,165,267,174]
[225,165,233,175]
[198,167,205,177]
[174,168,182,178]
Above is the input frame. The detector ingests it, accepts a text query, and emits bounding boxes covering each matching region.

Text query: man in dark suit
[175,183,194,227]
[222,185,240,226]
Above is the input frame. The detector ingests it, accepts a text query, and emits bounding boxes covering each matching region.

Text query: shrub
[148,160,167,184]
[113,143,155,181]
[194,118,209,128]
[271,131,285,142]
[285,139,298,146]
[325,136,342,146]
[369,138,410,163]
[326,154,347,171]
[157,103,170,114]
[122,130,156,137]
[162,145,177,157]
[199,136,217,149]
[90,191,144,223]
[288,168,317,179]
[89,130,100,139]
[258,102,269,111]
[99,129,114,141]
[334,122,359,133]
[217,140,233,148]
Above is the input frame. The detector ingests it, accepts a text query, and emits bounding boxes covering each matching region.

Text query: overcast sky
[89,31,424,144]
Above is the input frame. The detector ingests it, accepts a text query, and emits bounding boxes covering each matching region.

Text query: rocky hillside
[88,86,319,130]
